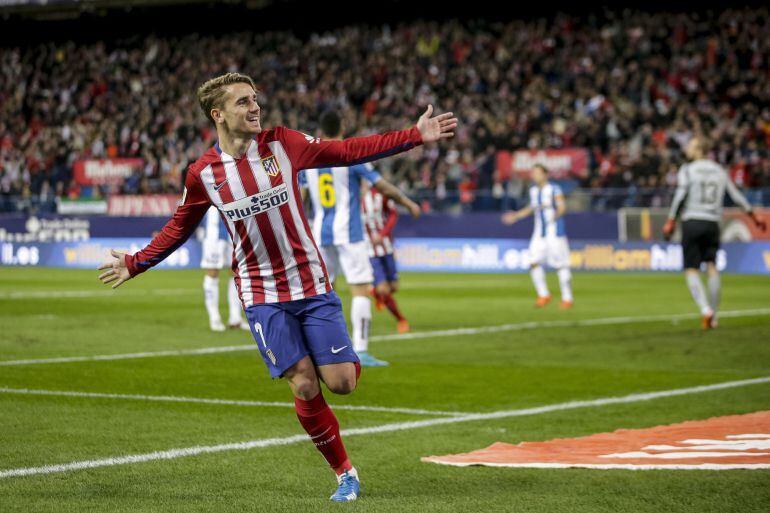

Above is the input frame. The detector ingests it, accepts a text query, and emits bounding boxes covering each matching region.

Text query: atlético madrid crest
[261,155,281,177]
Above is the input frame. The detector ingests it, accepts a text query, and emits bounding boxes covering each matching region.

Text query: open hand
[662,218,676,241]
[749,211,767,232]
[501,211,519,225]
[97,249,131,289]
[416,105,458,143]
[406,199,422,219]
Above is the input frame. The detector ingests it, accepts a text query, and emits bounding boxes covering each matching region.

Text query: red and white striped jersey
[361,188,397,257]
[125,125,423,307]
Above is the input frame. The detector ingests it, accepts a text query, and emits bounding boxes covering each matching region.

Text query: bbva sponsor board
[1,238,769,274]
[393,238,770,274]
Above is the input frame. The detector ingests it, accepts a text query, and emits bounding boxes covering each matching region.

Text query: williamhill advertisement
[1,237,769,274]
[393,238,770,274]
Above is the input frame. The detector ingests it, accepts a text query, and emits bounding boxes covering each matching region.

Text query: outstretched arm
[721,170,766,231]
[725,173,752,213]
[97,171,211,288]
[501,206,533,225]
[374,179,421,218]
[281,105,457,171]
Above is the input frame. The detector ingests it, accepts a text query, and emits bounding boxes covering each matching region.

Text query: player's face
[218,83,262,135]
[531,166,547,186]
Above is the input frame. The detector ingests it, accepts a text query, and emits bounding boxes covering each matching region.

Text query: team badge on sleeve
[262,155,281,177]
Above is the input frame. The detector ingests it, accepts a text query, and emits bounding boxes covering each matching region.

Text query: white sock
[227,278,243,325]
[707,273,720,314]
[351,296,372,353]
[686,272,712,316]
[557,268,573,302]
[203,275,221,324]
[530,265,549,298]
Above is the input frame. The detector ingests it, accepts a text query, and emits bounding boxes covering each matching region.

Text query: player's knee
[376,283,390,296]
[285,358,320,399]
[326,367,357,395]
[327,380,355,395]
[389,281,399,293]
[290,376,320,400]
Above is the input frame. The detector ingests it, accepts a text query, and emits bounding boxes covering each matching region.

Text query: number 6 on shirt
[319,174,336,207]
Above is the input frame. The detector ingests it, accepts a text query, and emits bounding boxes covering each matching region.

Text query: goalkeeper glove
[749,211,767,232]
[662,218,676,241]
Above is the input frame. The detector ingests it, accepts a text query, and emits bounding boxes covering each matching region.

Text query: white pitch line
[369,307,770,342]
[0,387,464,417]
[0,288,195,300]
[2,307,769,368]
[0,345,256,366]
[1,376,769,479]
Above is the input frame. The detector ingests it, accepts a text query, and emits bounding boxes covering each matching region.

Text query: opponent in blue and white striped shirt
[303,162,381,247]
[301,111,421,366]
[502,163,573,308]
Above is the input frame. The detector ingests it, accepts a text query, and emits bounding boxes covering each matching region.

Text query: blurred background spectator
[1,6,769,213]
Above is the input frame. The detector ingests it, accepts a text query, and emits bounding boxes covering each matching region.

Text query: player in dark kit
[664,137,766,329]
[97,72,457,501]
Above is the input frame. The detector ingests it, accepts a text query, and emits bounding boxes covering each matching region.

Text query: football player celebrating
[97,73,457,501]
[502,164,573,308]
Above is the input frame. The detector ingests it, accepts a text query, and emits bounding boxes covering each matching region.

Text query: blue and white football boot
[357,351,389,367]
[330,467,360,502]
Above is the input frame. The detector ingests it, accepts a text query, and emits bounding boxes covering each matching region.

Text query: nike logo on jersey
[213,179,229,191]
[220,183,290,221]
[330,345,348,354]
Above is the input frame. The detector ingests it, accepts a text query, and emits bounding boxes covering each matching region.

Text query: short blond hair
[197,72,258,124]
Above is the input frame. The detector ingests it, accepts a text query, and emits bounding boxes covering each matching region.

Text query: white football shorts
[320,240,374,285]
[200,238,233,270]
[529,235,570,269]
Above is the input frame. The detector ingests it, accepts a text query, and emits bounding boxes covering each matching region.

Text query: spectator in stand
[0,8,768,213]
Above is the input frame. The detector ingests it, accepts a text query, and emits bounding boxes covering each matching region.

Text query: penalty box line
[0,387,466,418]
[1,376,769,479]
[1,307,769,368]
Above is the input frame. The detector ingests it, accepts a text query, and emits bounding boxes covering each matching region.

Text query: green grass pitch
[1,267,769,512]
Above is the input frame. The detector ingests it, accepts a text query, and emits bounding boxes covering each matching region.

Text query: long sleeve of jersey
[724,172,752,212]
[380,199,399,237]
[668,165,689,220]
[125,171,211,277]
[278,126,423,171]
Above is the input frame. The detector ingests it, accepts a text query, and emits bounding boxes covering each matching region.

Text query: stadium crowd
[1,7,770,212]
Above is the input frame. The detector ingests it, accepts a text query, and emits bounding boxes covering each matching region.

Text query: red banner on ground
[496,148,589,181]
[423,411,770,470]
[107,195,181,216]
[73,158,144,186]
